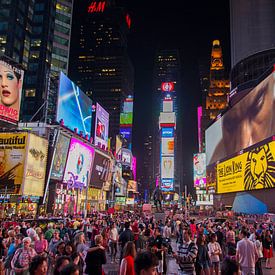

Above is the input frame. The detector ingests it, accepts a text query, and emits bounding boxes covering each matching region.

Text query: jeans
[110,241,117,261]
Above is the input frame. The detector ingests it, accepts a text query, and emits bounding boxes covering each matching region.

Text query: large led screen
[206,71,275,165]
[0,56,24,124]
[161,156,174,179]
[163,100,173,112]
[56,72,93,138]
[51,133,70,180]
[161,128,174,138]
[0,133,27,194]
[63,138,94,188]
[193,153,206,186]
[120,113,133,125]
[161,138,174,156]
[90,151,112,189]
[120,127,132,140]
[161,178,174,192]
[159,112,176,124]
[23,134,48,197]
[94,103,109,148]
[217,139,275,194]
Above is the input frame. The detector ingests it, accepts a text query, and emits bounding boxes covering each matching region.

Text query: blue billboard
[161,178,174,192]
[56,72,93,138]
[161,127,174,138]
[120,127,132,140]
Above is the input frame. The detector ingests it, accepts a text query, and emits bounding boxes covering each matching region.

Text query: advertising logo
[51,133,70,180]
[0,56,24,124]
[161,127,174,138]
[94,103,109,148]
[56,72,93,138]
[161,82,174,92]
[23,134,48,197]
[193,153,206,186]
[63,138,94,189]
[0,133,27,194]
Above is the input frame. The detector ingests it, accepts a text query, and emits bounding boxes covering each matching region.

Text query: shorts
[211,261,220,269]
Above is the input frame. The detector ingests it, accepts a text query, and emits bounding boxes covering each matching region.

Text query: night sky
[116,0,231,187]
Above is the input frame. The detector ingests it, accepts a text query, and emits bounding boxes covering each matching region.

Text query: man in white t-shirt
[109,223,119,263]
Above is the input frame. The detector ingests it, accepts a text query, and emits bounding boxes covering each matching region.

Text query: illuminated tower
[206,40,229,121]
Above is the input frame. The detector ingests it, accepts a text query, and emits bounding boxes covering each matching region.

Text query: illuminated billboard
[94,103,109,148]
[163,100,173,112]
[120,113,133,125]
[23,134,48,197]
[161,138,174,156]
[161,82,174,92]
[120,127,132,140]
[128,180,137,192]
[51,133,71,180]
[159,112,176,126]
[122,99,133,113]
[63,138,94,188]
[0,133,27,194]
[161,178,174,192]
[56,72,93,138]
[161,156,174,179]
[206,71,275,165]
[193,153,206,186]
[217,139,275,194]
[0,56,24,124]
[114,162,127,196]
[161,127,174,138]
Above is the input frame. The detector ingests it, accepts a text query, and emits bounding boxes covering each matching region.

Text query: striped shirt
[177,241,198,274]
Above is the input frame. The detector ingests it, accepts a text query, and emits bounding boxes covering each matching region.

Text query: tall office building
[69,0,134,145]
[152,49,182,195]
[230,0,275,91]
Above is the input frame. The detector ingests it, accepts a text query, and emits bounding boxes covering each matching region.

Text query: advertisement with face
[94,103,109,148]
[161,156,174,179]
[193,153,206,186]
[0,133,27,194]
[63,138,94,189]
[0,56,24,124]
[56,72,93,138]
[90,151,112,189]
[23,134,48,197]
[161,138,174,156]
[114,162,127,196]
[217,139,275,194]
[206,71,275,165]
[51,133,70,180]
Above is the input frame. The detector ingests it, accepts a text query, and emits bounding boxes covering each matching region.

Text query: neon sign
[88,1,106,13]
[126,14,131,29]
[161,82,174,92]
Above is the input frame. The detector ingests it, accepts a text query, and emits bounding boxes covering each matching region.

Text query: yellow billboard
[0,133,27,194]
[23,134,48,197]
[217,140,275,193]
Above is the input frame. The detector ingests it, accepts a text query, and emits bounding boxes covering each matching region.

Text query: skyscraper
[69,0,134,145]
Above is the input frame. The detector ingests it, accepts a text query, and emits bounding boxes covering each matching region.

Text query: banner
[217,140,275,193]
[23,134,48,197]
[0,133,27,194]
[127,180,137,192]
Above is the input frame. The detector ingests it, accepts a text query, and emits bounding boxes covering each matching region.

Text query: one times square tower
[69,0,134,146]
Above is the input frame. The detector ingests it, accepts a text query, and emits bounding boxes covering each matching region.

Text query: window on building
[25,89,36,97]
[33,14,43,23]
[33,26,42,34]
[34,3,44,12]
[0,22,8,31]
[56,3,71,13]
[31,39,41,47]
[0,9,9,17]
[54,36,69,46]
[56,13,71,24]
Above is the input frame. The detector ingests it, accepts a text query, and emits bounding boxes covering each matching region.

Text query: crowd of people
[0,209,273,275]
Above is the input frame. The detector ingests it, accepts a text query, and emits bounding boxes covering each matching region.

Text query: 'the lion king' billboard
[217,139,275,193]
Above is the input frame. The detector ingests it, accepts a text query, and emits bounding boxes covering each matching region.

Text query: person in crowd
[262,229,273,269]
[34,232,48,255]
[119,241,136,275]
[45,224,54,242]
[58,223,68,240]
[85,234,106,275]
[11,237,37,275]
[163,221,172,239]
[60,263,80,275]
[29,255,48,275]
[249,227,257,243]
[53,255,71,275]
[196,234,211,275]
[48,230,62,256]
[226,226,236,250]
[119,221,134,262]
[254,232,263,275]
[109,222,119,263]
[236,228,258,275]
[134,251,159,275]
[208,233,222,275]
[173,228,198,275]
[221,256,239,275]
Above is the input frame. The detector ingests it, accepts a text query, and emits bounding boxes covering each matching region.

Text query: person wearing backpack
[173,228,198,275]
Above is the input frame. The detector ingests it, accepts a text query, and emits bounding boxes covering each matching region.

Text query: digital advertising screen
[127,180,137,192]
[90,151,112,189]
[63,138,94,189]
[114,162,127,196]
[206,71,275,166]
[23,134,48,197]
[131,156,136,181]
[121,148,132,166]
[51,133,70,180]
[94,103,109,148]
[161,156,174,179]
[0,56,24,124]
[120,112,133,125]
[0,132,27,194]
[161,127,174,138]
[159,112,176,124]
[120,127,132,140]
[163,100,173,112]
[161,178,174,192]
[217,139,275,194]
[161,138,174,156]
[193,153,206,186]
[123,99,133,113]
[56,72,93,138]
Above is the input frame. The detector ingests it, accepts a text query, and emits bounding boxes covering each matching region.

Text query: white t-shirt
[109,228,119,242]
[208,241,221,263]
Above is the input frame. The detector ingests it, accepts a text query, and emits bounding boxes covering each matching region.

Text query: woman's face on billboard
[0,63,21,107]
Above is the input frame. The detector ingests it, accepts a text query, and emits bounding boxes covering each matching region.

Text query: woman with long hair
[119,241,136,275]
[263,230,273,269]
[196,234,211,275]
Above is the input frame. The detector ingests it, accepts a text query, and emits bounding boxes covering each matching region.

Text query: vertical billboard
[193,153,206,186]
[94,103,109,148]
[23,134,48,197]
[51,133,71,180]
[0,56,24,124]
[0,133,27,194]
[63,138,94,189]
[161,156,174,179]
[161,138,174,156]
[56,72,93,138]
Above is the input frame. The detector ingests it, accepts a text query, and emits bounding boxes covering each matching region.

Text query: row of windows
[55,13,71,25]
[54,35,69,46]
